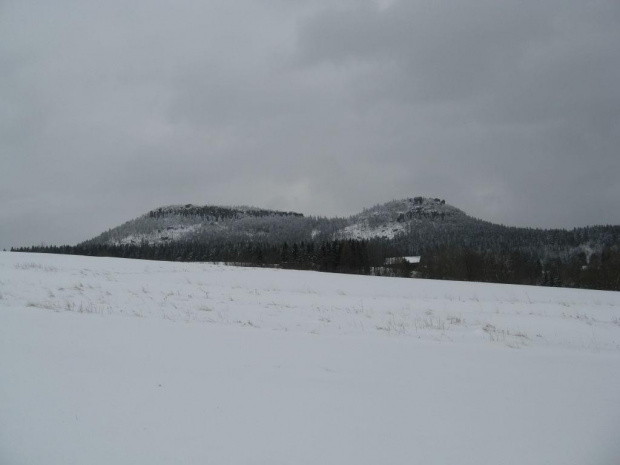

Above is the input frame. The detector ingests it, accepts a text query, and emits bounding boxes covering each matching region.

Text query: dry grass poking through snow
[2,252,620,465]
[1,252,620,352]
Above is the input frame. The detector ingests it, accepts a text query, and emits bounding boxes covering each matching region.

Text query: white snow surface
[1,252,620,465]
[342,220,406,240]
[385,256,422,265]
[117,223,204,245]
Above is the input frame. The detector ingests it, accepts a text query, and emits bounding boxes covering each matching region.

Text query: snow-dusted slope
[86,204,311,246]
[340,197,469,240]
[1,252,619,465]
[83,197,473,245]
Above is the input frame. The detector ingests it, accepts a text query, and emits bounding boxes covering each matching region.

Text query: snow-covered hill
[83,197,475,246]
[1,251,619,464]
[86,204,314,246]
[340,197,468,240]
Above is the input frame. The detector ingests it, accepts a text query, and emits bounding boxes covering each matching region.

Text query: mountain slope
[341,197,472,240]
[85,204,324,246]
[84,197,480,246]
[82,197,619,261]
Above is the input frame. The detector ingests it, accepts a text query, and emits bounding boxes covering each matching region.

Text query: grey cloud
[297,2,554,100]
[1,0,619,249]
[294,0,620,223]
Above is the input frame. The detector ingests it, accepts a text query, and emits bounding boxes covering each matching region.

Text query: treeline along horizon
[12,238,620,291]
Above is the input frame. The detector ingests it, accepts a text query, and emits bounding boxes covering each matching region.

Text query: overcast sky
[1,0,619,249]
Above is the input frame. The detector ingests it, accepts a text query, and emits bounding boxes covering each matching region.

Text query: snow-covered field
[1,252,619,464]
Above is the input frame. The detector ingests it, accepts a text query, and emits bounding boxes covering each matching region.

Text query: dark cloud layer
[1,0,619,249]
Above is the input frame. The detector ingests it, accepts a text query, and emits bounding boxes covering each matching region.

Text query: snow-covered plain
[1,251,619,464]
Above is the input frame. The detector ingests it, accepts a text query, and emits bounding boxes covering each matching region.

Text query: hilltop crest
[146,204,304,221]
[82,197,482,246]
[342,197,469,240]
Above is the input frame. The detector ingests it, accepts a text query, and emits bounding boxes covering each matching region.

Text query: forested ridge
[11,199,620,291]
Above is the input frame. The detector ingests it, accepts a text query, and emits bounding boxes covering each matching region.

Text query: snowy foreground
[1,252,619,465]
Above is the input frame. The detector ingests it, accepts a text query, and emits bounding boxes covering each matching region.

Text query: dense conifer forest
[13,238,620,291]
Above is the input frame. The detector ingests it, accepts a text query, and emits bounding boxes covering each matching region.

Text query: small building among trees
[384,256,421,277]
